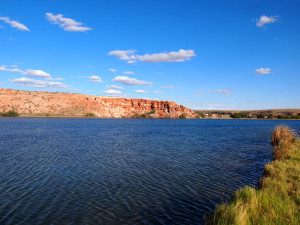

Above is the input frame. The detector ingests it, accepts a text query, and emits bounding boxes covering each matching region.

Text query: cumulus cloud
[109,68,117,73]
[108,49,196,63]
[112,76,152,85]
[0,66,65,80]
[106,85,124,90]
[89,75,103,83]
[123,71,134,75]
[161,85,179,89]
[135,90,148,93]
[46,13,91,32]
[0,17,30,31]
[256,15,278,27]
[0,66,22,73]
[12,77,70,89]
[22,69,51,79]
[153,91,163,94]
[255,68,271,75]
[103,89,122,94]
[195,90,232,95]
[108,50,137,63]
[138,49,196,63]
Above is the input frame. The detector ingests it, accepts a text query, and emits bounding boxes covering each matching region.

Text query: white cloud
[106,85,124,90]
[256,15,278,27]
[138,49,196,63]
[103,89,122,94]
[0,65,22,73]
[109,68,118,73]
[0,66,7,71]
[12,77,70,89]
[161,85,179,89]
[89,75,103,83]
[108,50,137,63]
[195,90,232,95]
[255,68,271,75]
[112,76,152,85]
[123,71,134,75]
[46,13,91,32]
[11,65,18,67]
[22,69,51,79]
[0,17,30,31]
[135,90,148,93]
[108,49,196,63]
[0,66,65,80]
[153,91,163,94]
[194,104,237,110]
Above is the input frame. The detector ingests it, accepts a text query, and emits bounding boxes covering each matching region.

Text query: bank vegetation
[208,125,300,224]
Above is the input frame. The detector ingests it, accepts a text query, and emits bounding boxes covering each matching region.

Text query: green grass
[208,125,300,225]
[1,110,19,117]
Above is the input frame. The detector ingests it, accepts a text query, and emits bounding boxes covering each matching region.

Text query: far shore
[1,112,300,120]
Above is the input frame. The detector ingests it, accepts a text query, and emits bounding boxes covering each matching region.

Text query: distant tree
[198,112,205,118]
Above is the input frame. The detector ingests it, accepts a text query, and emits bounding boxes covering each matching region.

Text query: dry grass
[271,125,296,159]
[208,126,300,225]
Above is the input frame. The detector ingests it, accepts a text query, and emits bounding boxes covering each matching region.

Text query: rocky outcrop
[0,88,197,118]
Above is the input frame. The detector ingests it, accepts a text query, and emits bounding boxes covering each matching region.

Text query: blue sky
[0,0,299,110]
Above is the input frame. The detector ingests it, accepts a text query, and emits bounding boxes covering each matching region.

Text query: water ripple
[1,118,299,224]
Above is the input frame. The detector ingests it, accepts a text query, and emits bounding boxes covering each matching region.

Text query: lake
[0,118,299,224]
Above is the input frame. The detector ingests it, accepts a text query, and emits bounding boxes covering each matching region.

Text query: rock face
[0,88,197,118]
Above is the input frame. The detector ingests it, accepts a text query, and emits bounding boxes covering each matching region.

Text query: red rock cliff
[0,89,197,118]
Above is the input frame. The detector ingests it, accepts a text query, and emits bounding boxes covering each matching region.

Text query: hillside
[0,88,197,118]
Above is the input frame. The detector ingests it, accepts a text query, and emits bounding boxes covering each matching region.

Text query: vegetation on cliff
[85,112,97,118]
[208,125,300,225]
[1,110,19,117]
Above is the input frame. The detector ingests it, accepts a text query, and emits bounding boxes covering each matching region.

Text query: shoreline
[207,125,300,224]
[1,114,300,120]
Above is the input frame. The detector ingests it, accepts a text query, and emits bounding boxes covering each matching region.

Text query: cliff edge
[0,88,197,118]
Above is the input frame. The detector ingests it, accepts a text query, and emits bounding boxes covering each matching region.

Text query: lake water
[0,118,299,224]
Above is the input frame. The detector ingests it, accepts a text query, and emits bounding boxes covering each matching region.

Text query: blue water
[0,118,299,224]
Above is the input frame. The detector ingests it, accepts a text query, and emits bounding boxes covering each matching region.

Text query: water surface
[0,118,299,224]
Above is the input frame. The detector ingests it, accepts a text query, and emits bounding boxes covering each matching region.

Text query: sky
[0,0,299,110]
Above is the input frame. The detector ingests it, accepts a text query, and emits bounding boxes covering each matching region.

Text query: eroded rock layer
[0,89,197,118]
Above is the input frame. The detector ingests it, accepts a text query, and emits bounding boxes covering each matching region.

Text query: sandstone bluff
[0,89,197,118]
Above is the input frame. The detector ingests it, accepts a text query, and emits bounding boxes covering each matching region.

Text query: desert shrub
[1,110,19,117]
[85,112,96,117]
[147,110,156,114]
[179,114,186,119]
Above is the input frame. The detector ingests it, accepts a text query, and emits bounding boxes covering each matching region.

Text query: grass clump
[208,125,300,225]
[1,110,19,117]
[85,112,96,117]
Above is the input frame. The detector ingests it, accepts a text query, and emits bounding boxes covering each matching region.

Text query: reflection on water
[0,118,299,224]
